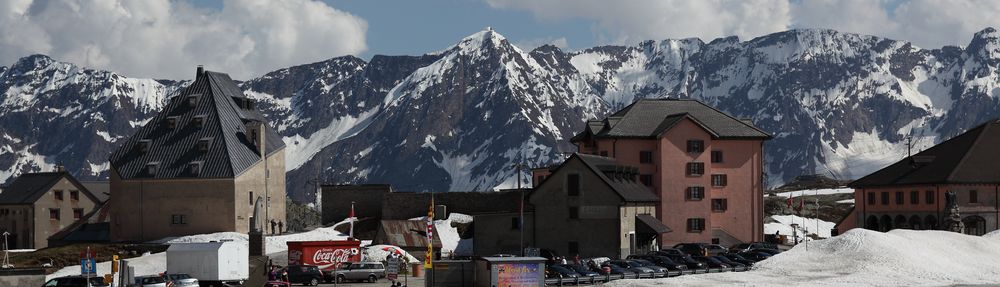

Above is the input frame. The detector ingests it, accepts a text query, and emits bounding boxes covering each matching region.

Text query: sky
[1,0,1000,80]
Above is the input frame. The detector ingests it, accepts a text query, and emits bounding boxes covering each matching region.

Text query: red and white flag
[348,202,356,238]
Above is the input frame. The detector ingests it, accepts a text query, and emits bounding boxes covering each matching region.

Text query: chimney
[55,165,65,172]
[196,65,204,77]
[258,121,266,158]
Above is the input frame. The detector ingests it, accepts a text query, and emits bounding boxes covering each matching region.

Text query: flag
[796,197,804,212]
[348,202,356,238]
[424,196,434,269]
[786,196,792,208]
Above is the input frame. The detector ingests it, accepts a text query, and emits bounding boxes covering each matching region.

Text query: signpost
[387,257,400,281]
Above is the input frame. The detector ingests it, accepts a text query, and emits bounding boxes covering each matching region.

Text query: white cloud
[487,0,1000,49]
[0,0,367,79]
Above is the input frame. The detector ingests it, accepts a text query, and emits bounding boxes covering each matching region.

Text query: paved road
[314,276,424,287]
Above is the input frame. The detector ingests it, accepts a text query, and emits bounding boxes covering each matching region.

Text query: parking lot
[312,276,424,287]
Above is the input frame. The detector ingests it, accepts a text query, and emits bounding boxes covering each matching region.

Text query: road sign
[80,258,97,275]
[387,258,400,280]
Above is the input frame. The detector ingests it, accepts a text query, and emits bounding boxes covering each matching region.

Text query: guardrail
[544,266,749,286]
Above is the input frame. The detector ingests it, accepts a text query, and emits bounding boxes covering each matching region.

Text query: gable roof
[535,153,659,203]
[572,99,771,141]
[110,70,284,179]
[850,119,1000,187]
[48,201,112,244]
[0,171,99,205]
[376,220,442,248]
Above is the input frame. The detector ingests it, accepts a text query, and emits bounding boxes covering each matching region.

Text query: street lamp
[2,231,9,269]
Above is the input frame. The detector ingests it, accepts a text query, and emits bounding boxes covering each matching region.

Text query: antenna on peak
[485,26,492,31]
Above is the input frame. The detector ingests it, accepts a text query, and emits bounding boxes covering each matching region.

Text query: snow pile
[778,187,853,197]
[764,215,836,241]
[410,213,472,256]
[362,245,419,263]
[984,230,1000,239]
[49,252,166,280]
[608,229,1000,286]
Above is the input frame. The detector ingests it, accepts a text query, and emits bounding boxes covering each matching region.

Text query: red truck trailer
[286,240,362,271]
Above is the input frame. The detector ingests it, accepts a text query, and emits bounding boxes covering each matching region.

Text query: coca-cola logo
[312,248,359,264]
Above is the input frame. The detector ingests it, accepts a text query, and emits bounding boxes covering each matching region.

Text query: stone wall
[320,185,390,225]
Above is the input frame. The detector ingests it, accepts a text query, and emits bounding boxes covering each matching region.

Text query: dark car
[540,249,564,265]
[729,242,779,253]
[724,253,757,266]
[44,276,108,287]
[628,259,669,276]
[738,251,772,262]
[628,255,687,271]
[750,248,782,256]
[674,243,727,256]
[546,265,580,279]
[286,265,324,286]
[599,262,637,278]
[662,254,706,270]
[649,248,686,257]
[691,256,730,269]
[558,264,601,279]
[711,255,746,270]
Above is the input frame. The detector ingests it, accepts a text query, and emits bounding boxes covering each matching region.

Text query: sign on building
[386,257,400,280]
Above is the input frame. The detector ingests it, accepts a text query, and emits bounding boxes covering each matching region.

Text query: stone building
[837,119,1000,235]
[108,68,286,242]
[0,170,104,249]
[546,99,770,247]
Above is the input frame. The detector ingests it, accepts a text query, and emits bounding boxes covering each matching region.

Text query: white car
[164,273,199,287]
[135,276,167,287]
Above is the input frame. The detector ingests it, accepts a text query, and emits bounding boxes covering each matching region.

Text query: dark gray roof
[80,181,109,203]
[573,99,771,141]
[636,214,672,234]
[0,172,98,205]
[851,119,1000,187]
[110,71,284,179]
[572,153,660,202]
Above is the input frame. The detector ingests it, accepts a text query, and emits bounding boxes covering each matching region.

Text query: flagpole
[349,201,355,239]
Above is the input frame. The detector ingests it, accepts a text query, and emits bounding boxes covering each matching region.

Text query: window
[686,218,705,232]
[568,207,579,219]
[711,174,728,187]
[711,238,720,244]
[197,137,212,152]
[687,140,704,153]
[910,191,919,205]
[970,190,978,204]
[70,190,79,201]
[54,190,63,201]
[249,191,254,206]
[686,162,704,176]
[895,192,904,205]
[568,241,579,255]
[186,94,200,107]
[639,174,653,186]
[189,161,202,175]
[166,117,178,129]
[138,139,150,154]
[146,162,159,176]
[171,214,188,225]
[193,116,205,129]
[926,190,935,204]
[711,150,723,163]
[599,151,608,157]
[868,192,876,205]
[511,217,520,230]
[49,209,60,220]
[686,187,705,201]
[881,192,889,205]
[639,151,654,164]
[712,199,728,212]
[567,174,580,196]
[73,208,84,220]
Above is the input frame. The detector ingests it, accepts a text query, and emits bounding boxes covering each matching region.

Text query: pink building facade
[558,99,770,247]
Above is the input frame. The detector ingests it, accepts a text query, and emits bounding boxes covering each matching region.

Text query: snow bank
[765,215,836,241]
[778,187,853,197]
[49,252,165,280]
[984,230,1000,239]
[608,229,1000,286]
[362,245,419,263]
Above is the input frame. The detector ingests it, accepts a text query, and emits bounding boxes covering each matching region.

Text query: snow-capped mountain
[2,28,1000,201]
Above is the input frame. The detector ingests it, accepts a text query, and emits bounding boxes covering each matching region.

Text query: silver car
[163,273,199,287]
[334,262,387,283]
[134,276,167,287]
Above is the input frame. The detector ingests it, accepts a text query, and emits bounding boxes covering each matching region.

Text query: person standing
[270,220,277,234]
[278,221,284,234]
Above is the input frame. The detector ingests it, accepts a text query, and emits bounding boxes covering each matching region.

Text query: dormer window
[146,162,160,176]
[166,117,178,129]
[242,98,256,110]
[198,137,213,152]
[138,139,151,153]
[193,115,205,129]
[187,94,201,108]
[189,161,203,176]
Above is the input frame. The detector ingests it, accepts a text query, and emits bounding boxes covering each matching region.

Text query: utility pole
[905,135,913,158]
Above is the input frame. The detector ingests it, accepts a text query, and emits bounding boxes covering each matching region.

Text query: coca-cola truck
[286,240,362,272]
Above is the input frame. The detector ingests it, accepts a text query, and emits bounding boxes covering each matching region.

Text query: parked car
[546,265,580,279]
[674,243,728,256]
[606,260,655,277]
[649,248,686,257]
[691,256,730,269]
[598,262,636,277]
[557,264,601,280]
[627,255,687,271]
[750,248,783,256]
[711,255,747,270]
[628,259,669,276]
[285,265,324,286]
[134,276,168,287]
[162,273,198,287]
[43,275,108,287]
[333,262,387,283]
[729,242,779,253]
[723,253,757,266]
[738,251,772,262]
[661,254,706,270]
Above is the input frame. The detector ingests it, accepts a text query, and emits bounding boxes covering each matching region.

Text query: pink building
[837,119,1000,235]
[546,99,771,247]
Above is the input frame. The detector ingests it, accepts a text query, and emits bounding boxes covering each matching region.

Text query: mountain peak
[10,54,58,71]
[967,27,1000,57]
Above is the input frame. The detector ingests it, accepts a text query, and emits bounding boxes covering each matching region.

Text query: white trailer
[167,241,248,287]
